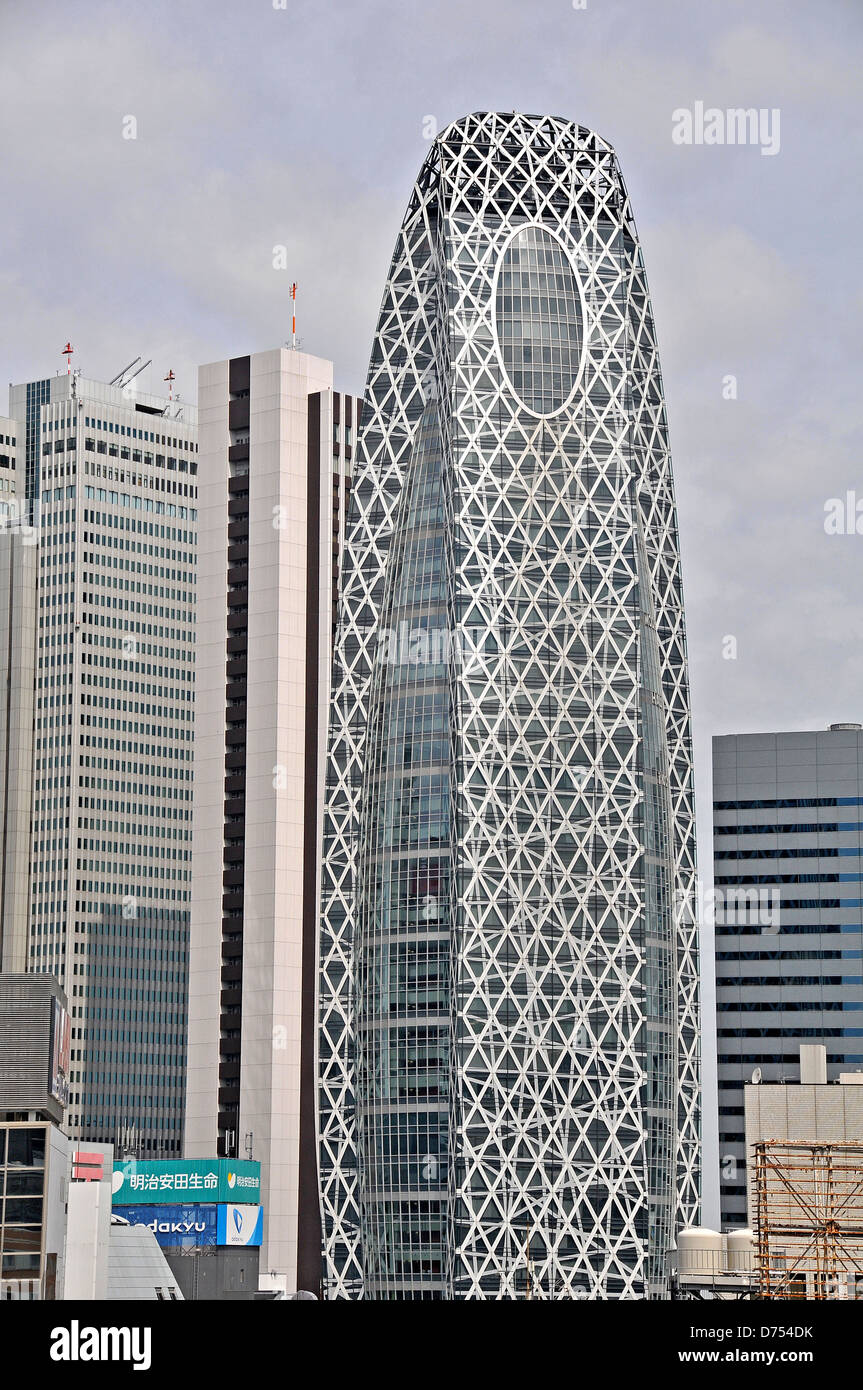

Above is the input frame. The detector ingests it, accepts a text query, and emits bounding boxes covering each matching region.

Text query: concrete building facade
[3,368,198,1156]
[186,346,360,1292]
[0,417,37,969]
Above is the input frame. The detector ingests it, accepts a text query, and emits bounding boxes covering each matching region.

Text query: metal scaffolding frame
[753,1141,863,1299]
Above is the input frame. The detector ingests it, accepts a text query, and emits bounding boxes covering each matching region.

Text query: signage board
[115,1203,218,1249]
[115,1202,264,1250]
[111,1158,260,1206]
[216,1204,263,1248]
[49,997,71,1106]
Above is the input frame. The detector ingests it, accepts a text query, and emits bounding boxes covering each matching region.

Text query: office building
[3,365,198,1156]
[186,347,360,1292]
[0,414,20,511]
[714,725,863,1227]
[319,111,700,1299]
[0,416,37,969]
[0,974,70,1298]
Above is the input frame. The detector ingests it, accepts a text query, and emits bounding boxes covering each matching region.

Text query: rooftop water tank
[677,1227,723,1275]
[725,1228,755,1272]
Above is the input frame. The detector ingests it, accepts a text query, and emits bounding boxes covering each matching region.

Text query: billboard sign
[115,1203,218,1249]
[111,1158,260,1206]
[48,997,71,1106]
[217,1204,263,1247]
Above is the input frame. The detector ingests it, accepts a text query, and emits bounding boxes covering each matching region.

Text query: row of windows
[714,798,863,809]
[716,949,863,960]
[81,416,196,451]
[716,975,863,986]
[719,1049,863,1059]
[715,847,861,859]
[84,508,196,542]
[716,923,863,935]
[715,822,863,835]
[82,439,197,474]
[714,872,861,883]
[719,1029,863,1038]
[84,486,196,519]
[85,460,196,502]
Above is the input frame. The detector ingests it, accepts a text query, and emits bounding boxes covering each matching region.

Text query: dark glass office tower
[319,112,700,1299]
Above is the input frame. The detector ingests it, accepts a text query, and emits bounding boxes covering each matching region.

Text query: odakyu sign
[115,1203,264,1250]
[111,1157,260,1206]
[114,1203,219,1248]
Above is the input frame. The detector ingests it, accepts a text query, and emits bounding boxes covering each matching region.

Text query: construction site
[752,1140,863,1299]
[674,1044,863,1300]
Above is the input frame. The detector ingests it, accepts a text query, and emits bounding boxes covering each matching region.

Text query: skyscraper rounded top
[437,110,615,156]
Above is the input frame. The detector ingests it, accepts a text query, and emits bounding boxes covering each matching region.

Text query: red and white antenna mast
[291,282,297,350]
[163,369,175,403]
[62,342,74,375]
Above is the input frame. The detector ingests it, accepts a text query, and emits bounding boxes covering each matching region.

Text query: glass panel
[6,1128,46,1169]
[1,1226,41,1253]
[3,1197,43,1224]
[5,1171,44,1197]
[496,226,583,414]
[2,1253,40,1275]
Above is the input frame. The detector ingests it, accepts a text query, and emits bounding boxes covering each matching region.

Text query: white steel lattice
[318,112,700,1300]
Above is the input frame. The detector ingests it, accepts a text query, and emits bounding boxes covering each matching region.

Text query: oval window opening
[495,227,583,415]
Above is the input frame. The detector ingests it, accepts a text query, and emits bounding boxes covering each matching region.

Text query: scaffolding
[753,1141,863,1299]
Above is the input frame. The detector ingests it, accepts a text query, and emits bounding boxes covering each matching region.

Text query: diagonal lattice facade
[318,112,700,1300]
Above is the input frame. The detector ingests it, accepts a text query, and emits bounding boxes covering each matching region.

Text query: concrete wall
[164,1245,260,1300]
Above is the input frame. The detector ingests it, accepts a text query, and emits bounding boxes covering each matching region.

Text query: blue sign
[115,1203,218,1249]
[216,1204,263,1247]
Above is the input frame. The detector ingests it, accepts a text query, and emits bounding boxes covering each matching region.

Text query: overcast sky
[3,0,861,1225]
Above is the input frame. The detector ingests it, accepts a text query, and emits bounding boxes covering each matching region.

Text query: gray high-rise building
[713,725,863,1227]
[2,365,198,1157]
[319,111,700,1300]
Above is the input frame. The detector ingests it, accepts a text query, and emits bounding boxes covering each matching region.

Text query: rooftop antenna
[119,358,151,391]
[110,356,140,387]
[291,282,297,350]
[62,342,74,375]
[163,369,175,403]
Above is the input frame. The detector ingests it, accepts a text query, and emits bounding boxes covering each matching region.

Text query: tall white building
[0,415,36,971]
[320,112,700,1300]
[0,414,20,512]
[186,347,360,1292]
[3,367,198,1156]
